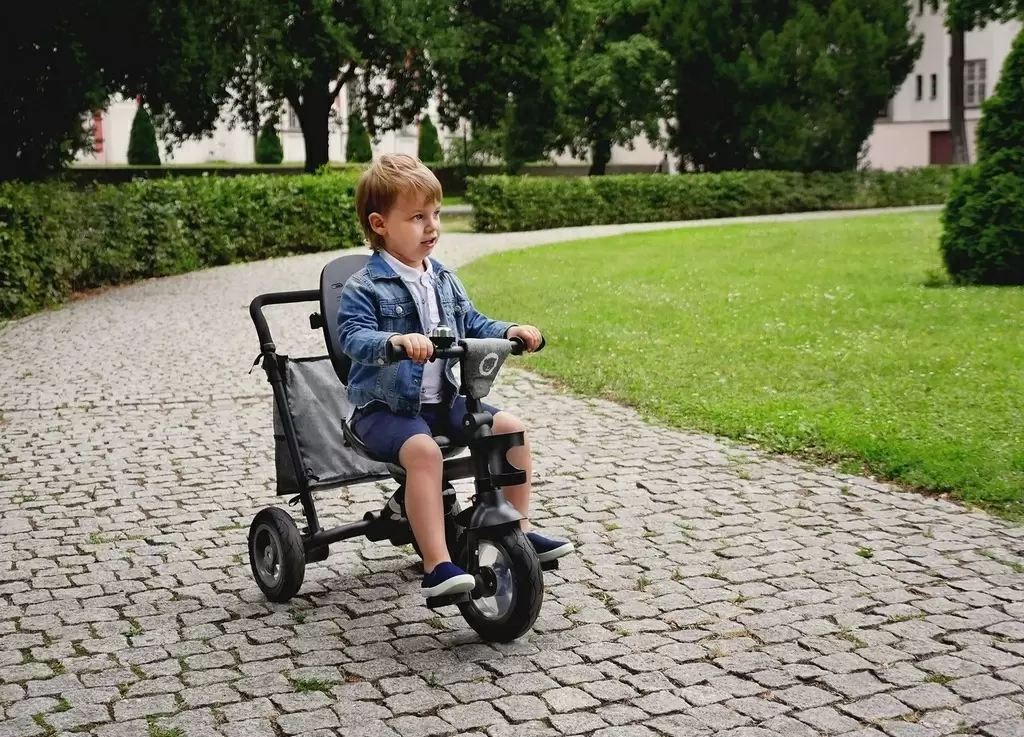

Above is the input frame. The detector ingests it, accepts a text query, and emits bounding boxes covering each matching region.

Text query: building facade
[863,3,1020,169]
[75,7,1021,171]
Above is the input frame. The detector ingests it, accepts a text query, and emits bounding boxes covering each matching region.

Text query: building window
[286,103,301,131]
[930,74,937,100]
[915,74,923,100]
[965,60,987,108]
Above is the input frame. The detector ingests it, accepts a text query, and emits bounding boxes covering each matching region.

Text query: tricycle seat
[341,418,465,465]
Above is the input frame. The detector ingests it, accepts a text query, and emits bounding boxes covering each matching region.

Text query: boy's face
[369,191,441,268]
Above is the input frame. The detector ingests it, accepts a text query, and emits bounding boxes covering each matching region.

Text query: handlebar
[385,335,545,363]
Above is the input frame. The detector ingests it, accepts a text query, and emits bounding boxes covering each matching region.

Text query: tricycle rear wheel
[457,527,543,643]
[248,507,305,603]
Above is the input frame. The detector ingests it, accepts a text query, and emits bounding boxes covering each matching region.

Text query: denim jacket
[337,251,515,414]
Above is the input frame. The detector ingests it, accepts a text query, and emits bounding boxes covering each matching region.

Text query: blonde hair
[355,154,443,250]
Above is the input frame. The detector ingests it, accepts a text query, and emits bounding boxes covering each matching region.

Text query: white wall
[866,7,1020,169]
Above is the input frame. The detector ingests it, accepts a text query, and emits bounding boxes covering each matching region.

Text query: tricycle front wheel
[248,507,305,603]
[457,527,543,643]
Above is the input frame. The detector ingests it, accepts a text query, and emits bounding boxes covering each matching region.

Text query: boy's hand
[390,333,433,363]
[507,325,543,352]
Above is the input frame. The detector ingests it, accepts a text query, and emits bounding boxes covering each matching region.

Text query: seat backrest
[320,253,370,385]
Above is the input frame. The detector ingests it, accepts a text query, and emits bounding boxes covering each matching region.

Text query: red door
[930,130,953,165]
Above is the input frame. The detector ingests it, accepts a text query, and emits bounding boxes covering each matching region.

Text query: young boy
[337,154,573,599]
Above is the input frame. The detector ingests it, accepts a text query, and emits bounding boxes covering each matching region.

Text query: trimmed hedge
[466,167,963,232]
[1,174,362,320]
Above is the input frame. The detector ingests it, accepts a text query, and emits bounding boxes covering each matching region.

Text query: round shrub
[939,27,1024,286]
[940,150,1024,285]
[127,104,161,166]
[255,120,284,164]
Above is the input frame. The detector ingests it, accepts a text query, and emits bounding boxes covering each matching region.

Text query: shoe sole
[422,573,476,598]
[535,541,574,564]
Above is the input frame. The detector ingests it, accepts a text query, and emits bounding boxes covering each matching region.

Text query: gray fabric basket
[271,354,391,495]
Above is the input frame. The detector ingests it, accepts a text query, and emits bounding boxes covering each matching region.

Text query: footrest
[426,592,471,610]
[540,559,560,572]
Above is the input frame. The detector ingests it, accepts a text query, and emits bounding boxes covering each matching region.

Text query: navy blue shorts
[352,397,500,461]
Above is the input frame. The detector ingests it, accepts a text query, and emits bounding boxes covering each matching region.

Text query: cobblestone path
[3,207,1024,737]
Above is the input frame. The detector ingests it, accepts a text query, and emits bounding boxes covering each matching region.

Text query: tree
[949,29,970,165]
[346,113,373,163]
[127,103,161,165]
[654,0,922,172]
[940,27,1024,285]
[418,115,443,163]
[239,0,438,173]
[2,1,248,181]
[559,0,673,175]
[255,119,284,164]
[432,0,572,173]
[945,0,1024,166]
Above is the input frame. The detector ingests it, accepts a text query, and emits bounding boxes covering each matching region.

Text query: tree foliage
[432,0,572,173]
[2,1,246,180]
[560,0,672,175]
[655,0,922,172]
[946,0,1024,29]
[238,0,438,172]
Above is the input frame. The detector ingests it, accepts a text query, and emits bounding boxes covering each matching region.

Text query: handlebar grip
[385,341,415,363]
[509,336,546,354]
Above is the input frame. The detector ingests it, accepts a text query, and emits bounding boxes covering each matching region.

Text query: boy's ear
[368,212,387,236]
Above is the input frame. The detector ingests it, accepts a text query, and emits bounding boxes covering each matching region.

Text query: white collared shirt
[380,250,445,403]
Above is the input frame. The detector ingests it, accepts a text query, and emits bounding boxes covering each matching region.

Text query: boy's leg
[397,434,449,572]
[446,399,573,562]
[490,411,533,533]
[353,408,474,594]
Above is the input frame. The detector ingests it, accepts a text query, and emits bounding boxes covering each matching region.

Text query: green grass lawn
[459,212,1024,517]
[442,213,474,233]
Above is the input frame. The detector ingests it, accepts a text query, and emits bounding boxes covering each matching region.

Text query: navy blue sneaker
[422,562,475,598]
[527,532,574,563]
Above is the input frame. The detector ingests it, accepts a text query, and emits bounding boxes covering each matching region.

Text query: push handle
[249,289,321,352]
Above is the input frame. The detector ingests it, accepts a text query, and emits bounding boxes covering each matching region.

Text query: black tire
[248,507,305,603]
[457,526,543,643]
[411,499,463,562]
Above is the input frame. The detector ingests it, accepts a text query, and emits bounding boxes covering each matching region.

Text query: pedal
[426,592,471,610]
[540,559,560,572]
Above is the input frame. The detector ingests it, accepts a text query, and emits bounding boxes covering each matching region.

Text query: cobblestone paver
[3,207,1023,737]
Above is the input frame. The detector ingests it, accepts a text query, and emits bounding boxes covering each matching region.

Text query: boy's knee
[399,434,443,469]
[493,411,525,434]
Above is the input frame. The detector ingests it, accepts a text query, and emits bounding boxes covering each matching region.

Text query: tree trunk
[589,139,612,176]
[299,90,332,173]
[949,28,970,165]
